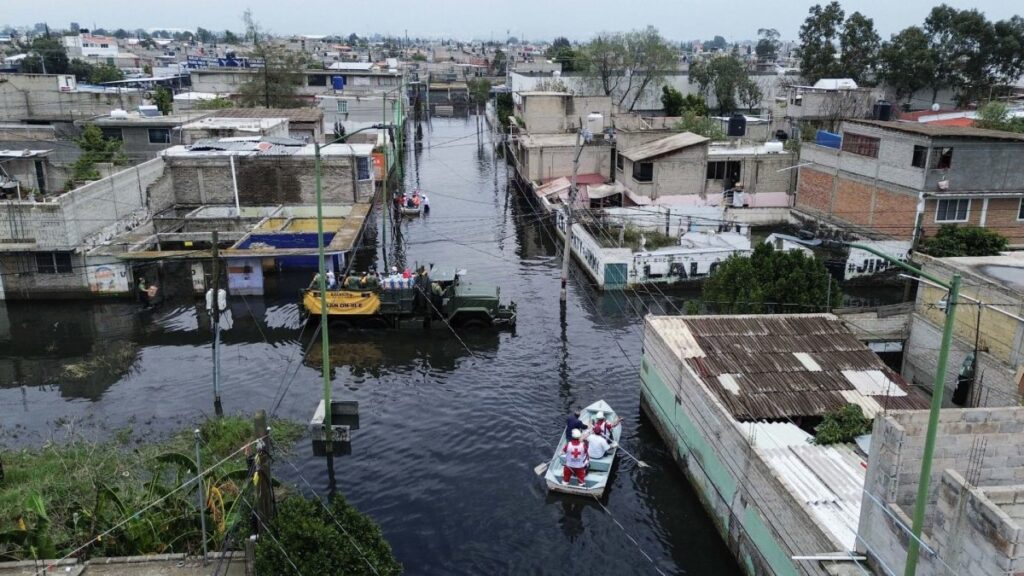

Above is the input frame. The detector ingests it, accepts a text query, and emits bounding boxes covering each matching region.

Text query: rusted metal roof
[647,314,930,420]
[618,131,708,161]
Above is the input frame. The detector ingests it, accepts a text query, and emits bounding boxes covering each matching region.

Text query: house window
[1018,199,1024,221]
[357,157,371,180]
[35,252,73,274]
[100,127,123,141]
[337,100,348,113]
[911,145,928,168]
[616,153,623,172]
[632,161,653,182]
[935,199,970,223]
[307,74,328,87]
[931,147,953,169]
[841,133,880,158]
[706,160,742,181]
[148,128,171,144]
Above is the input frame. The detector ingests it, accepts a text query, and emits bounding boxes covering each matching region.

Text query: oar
[612,442,650,468]
[534,461,551,476]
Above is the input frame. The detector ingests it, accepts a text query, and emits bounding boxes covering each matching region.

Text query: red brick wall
[833,178,874,227]
[796,168,833,213]
[871,188,918,239]
[920,198,1024,245]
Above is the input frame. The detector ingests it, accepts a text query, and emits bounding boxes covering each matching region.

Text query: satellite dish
[931,103,940,112]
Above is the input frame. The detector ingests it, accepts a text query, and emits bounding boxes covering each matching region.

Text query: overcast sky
[4,0,1020,42]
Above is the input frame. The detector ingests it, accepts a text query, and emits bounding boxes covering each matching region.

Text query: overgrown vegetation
[975,102,1024,133]
[918,225,1009,257]
[152,87,173,115]
[813,404,872,445]
[237,10,305,108]
[588,223,677,252]
[0,416,302,562]
[495,92,514,129]
[702,242,841,313]
[672,111,725,140]
[256,494,402,576]
[71,124,127,183]
[194,98,235,111]
[689,53,762,114]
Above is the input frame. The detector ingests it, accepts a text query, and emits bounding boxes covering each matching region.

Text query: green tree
[19,37,69,74]
[878,27,935,104]
[703,242,840,313]
[755,28,780,63]
[975,101,1024,133]
[688,54,759,114]
[672,111,724,139]
[88,64,124,84]
[491,49,507,75]
[546,36,577,72]
[581,28,677,111]
[112,29,130,39]
[152,87,173,115]
[661,85,685,116]
[72,124,127,182]
[255,495,401,576]
[925,5,997,106]
[918,225,1008,257]
[839,12,880,84]
[705,35,728,52]
[580,33,627,97]
[467,78,491,111]
[237,10,303,108]
[223,30,240,44]
[196,27,215,44]
[797,1,845,83]
[194,97,235,110]
[66,58,95,82]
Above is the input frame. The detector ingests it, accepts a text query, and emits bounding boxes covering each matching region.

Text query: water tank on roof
[331,75,345,90]
[764,141,784,154]
[727,113,746,137]
[774,129,789,142]
[586,112,603,135]
[110,108,129,119]
[873,100,892,121]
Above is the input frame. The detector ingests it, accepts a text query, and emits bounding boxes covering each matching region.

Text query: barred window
[841,132,880,158]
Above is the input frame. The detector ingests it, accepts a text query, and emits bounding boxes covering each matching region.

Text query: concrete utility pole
[382,94,389,272]
[211,230,223,417]
[560,130,582,303]
[193,429,208,562]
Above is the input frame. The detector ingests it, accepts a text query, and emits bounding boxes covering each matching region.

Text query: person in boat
[402,267,412,279]
[564,407,588,440]
[137,277,149,306]
[591,411,621,442]
[587,432,610,459]
[411,192,421,207]
[344,273,361,290]
[365,270,381,290]
[562,428,589,486]
[326,270,337,290]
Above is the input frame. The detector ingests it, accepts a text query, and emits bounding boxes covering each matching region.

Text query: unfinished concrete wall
[932,471,1024,576]
[165,154,369,206]
[523,145,611,183]
[0,74,141,121]
[640,318,837,576]
[619,146,707,200]
[859,407,1024,575]
[522,94,567,134]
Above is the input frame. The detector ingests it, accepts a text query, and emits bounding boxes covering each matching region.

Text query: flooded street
[0,116,744,575]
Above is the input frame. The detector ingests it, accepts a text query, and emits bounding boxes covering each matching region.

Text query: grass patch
[0,415,303,561]
[586,223,678,251]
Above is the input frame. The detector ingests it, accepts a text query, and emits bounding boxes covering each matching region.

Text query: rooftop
[619,132,708,161]
[645,314,930,420]
[204,107,324,123]
[0,149,51,158]
[846,119,1024,142]
[518,133,584,148]
[163,138,372,158]
[91,112,209,126]
[182,117,288,131]
[923,252,1024,293]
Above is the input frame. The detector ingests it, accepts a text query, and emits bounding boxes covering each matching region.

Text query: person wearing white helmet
[562,428,589,487]
[591,411,620,443]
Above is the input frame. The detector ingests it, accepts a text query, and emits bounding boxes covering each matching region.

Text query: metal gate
[604,263,628,290]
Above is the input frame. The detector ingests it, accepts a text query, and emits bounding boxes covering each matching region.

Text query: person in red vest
[562,428,589,486]
[591,411,620,442]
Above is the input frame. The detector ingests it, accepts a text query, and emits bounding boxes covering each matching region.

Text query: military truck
[301,269,516,329]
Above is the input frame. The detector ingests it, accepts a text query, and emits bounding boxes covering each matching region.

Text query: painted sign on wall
[87,263,130,293]
[845,241,912,280]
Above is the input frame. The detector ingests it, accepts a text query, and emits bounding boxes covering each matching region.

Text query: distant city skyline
[4,0,1021,42]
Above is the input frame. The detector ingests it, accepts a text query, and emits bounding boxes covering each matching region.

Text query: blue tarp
[816,130,842,149]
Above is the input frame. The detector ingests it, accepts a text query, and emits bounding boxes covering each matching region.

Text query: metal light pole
[560,130,582,303]
[843,244,961,576]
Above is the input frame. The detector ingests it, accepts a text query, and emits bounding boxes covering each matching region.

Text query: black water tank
[774,129,789,142]
[873,100,893,121]
[727,113,747,137]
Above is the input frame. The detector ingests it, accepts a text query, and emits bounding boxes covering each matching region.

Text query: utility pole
[194,429,209,562]
[252,410,274,530]
[313,140,333,453]
[560,130,582,303]
[210,230,223,417]
[382,94,389,272]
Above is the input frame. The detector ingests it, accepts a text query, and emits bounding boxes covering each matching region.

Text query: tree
[618,27,679,111]
[223,30,240,44]
[19,37,69,74]
[467,78,491,111]
[688,54,759,114]
[196,27,215,44]
[918,225,1008,257]
[703,242,841,314]
[194,97,235,110]
[705,35,728,52]
[839,12,880,84]
[661,85,685,116]
[255,495,401,576]
[66,58,95,82]
[152,87,173,115]
[72,124,127,182]
[755,28,780,63]
[672,111,725,139]
[975,101,1024,133]
[581,33,627,97]
[925,5,997,106]
[797,1,845,83]
[878,27,934,104]
[88,64,124,84]
[491,49,507,75]
[546,36,578,72]
[680,93,709,115]
[237,10,303,108]
[112,29,130,39]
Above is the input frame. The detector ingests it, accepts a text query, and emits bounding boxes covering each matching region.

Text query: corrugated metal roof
[648,314,930,420]
[619,131,708,161]
[208,107,324,123]
[743,421,866,551]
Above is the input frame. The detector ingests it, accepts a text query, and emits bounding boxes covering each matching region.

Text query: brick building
[795,120,1024,245]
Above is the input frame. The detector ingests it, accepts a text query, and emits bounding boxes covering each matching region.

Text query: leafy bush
[72,124,127,182]
[813,404,872,445]
[918,225,1008,257]
[256,494,402,576]
[672,111,725,140]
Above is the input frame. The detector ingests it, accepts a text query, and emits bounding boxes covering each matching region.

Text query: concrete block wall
[859,407,1024,575]
[620,147,707,200]
[0,74,142,121]
[165,154,366,207]
[933,470,1024,576]
[706,152,794,195]
[522,95,567,134]
[524,145,610,183]
[640,318,837,576]
[922,139,1024,193]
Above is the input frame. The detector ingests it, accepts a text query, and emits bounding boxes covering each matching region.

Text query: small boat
[399,203,422,216]
[544,399,620,497]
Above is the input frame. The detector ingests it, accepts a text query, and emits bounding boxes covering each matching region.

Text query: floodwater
[0,116,751,574]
